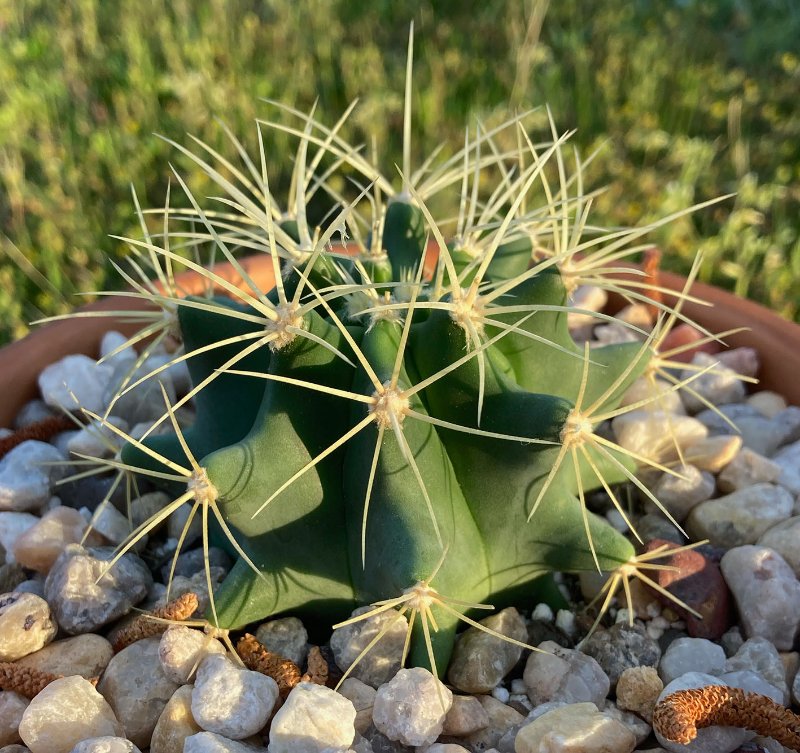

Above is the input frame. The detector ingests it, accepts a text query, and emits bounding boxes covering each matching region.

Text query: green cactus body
[118,192,651,672]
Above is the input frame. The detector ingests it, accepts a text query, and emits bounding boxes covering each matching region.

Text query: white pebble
[721,545,800,650]
[554,609,576,638]
[658,637,726,685]
[0,441,66,513]
[0,592,57,661]
[269,682,356,753]
[19,676,123,753]
[99,331,137,366]
[531,602,554,622]
[66,418,129,460]
[372,667,453,747]
[38,354,114,414]
[191,655,277,740]
[679,352,747,412]
[491,686,510,703]
[159,626,226,684]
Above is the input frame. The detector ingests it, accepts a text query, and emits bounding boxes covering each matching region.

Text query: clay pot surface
[0,253,797,427]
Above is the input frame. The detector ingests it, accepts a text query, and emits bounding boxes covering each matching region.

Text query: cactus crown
[55,26,734,675]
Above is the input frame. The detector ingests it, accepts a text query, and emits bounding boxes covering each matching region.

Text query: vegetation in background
[1,0,798,343]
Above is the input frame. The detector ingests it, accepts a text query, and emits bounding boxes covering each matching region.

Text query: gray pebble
[14,400,57,429]
[772,439,800,494]
[658,637,726,685]
[720,545,800,650]
[447,607,528,693]
[330,606,408,688]
[651,464,715,521]
[66,418,129,460]
[159,547,231,583]
[103,359,175,427]
[686,483,793,548]
[254,616,308,666]
[0,691,28,747]
[97,638,180,748]
[44,544,152,634]
[0,441,66,513]
[523,640,610,706]
[724,637,788,704]
[372,668,452,747]
[579,622,661,689]
[758,515,800,577]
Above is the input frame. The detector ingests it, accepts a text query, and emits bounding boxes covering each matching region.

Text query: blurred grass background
[1,0,798,344]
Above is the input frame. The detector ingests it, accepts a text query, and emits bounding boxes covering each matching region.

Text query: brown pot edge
[0,255,797,428]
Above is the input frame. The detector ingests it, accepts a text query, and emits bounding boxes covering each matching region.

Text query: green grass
[1,0,798,344]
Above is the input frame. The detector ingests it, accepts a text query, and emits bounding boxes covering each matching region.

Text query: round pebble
[269,682,356,753]
[158,626,226,684]
[0,513,38,565]
[336,678,376,736]
[680,352,747,412]
[616,666,663,723]
[658,637,726,685]
[372,667,452,747]
[38,355,114,414]
[253,616,308,666]
[18,676,123,753]
[716,448,781,493]
[441,694,490,737]
[0,442,65,513]
[0,592,57,661]
[651,464,715,521]
[654,672,752,753]
[191,655,278,740]
[12,508,91,573]
[757,515,800,577]
[724,637,788,703]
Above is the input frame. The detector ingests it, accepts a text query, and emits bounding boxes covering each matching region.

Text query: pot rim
[0,252,797,428]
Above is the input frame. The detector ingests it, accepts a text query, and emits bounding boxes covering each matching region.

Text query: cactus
[60,28,731,677]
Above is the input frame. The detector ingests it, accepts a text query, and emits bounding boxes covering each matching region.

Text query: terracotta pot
[0,254,797,428]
